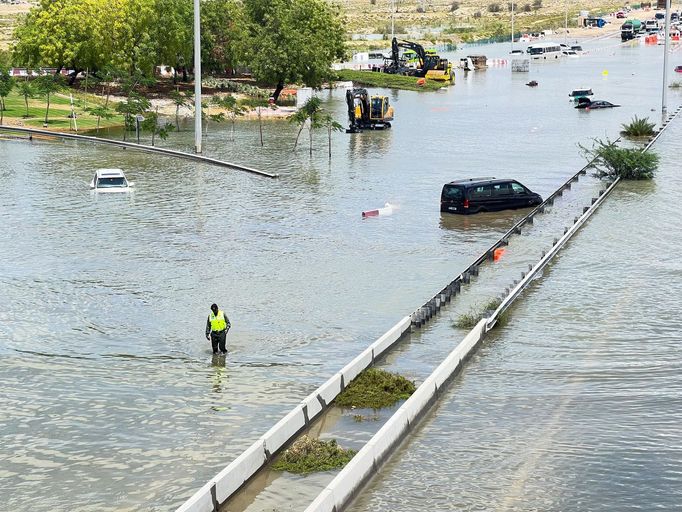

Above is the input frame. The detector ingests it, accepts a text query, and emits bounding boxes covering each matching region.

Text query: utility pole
[193,0,202,153]
[564,0,568,44]
[662,0,671,118]
[511,0,515,52]
[390,0,395,39]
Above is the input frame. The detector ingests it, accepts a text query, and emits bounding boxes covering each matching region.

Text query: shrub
[455,298,507,328]
[582,138,659,180]
[473,10,482,18]
[488,3,502,12]
[523,3,532,11]
[416,6,425,12]
[335,368,416,409]
[620,116,656,137]
[450,1,460,11]
[532,0,542,10]
[272,436,355,474]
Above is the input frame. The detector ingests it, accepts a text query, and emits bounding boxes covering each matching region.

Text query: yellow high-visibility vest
[210,310,227,331]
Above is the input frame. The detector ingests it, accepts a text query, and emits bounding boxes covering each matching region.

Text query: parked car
[616,11,626,18]
[656,12,666,20]
[90,168,134,192]
[440,178,542,214]
[575,98,620,109]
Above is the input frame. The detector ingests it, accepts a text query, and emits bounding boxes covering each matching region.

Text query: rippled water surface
[1,36,681,511]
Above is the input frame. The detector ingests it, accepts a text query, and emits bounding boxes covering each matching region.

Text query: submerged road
[1,35,679,512]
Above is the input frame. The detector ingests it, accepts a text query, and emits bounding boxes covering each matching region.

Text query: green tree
[212,94,246,140]
[201,0,248,75]
[320,111,343,159]
[0,67,16,125]
[154,0,193,81]
[169,88,191,131]
[141,108,175,146]
[16,80,35,118]
[241,97,271,146]
[244,0,346,102]
[12,0,101,79]
[116,93,151,141]
[289,96,322,155]
[85,104,114,135]
[34,73,65,126]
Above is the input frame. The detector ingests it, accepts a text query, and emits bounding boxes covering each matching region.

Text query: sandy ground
[148,97,297,121]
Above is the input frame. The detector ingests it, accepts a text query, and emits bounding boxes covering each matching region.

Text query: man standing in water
[205,303,231,354]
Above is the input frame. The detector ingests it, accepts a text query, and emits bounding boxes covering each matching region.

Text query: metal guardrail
[0,125,278,178]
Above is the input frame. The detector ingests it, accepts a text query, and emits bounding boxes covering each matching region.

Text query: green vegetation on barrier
[620,116,656,138]
[582,138,659,180]
[455,297,507,329]
[334,70,449,91]
[335,368,416,409]
[271,436,356,474]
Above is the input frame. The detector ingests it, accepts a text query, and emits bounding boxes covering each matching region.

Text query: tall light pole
[564,0,568,44]
[511,0,515,52]
[662,0,671,118]
[193,0,202,154]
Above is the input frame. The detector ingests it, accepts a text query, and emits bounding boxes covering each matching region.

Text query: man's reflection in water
[211,354,227,393]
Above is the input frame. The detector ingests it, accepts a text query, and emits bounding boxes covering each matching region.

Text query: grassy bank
[335,69,450,91]
[1,89,125,131]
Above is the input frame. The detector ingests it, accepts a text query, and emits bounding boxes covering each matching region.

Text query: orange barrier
[493,247,506,262]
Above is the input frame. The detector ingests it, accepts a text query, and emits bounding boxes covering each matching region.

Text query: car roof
[445,177,519,187]
[96,168,126,177]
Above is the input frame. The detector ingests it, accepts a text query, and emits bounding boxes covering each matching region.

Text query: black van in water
[440,178,542,214]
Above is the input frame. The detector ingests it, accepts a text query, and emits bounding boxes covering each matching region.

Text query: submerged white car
[90,168,134,192]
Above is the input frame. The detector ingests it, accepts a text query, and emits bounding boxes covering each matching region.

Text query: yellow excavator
[346,88,394,133]
[384,37,454,82]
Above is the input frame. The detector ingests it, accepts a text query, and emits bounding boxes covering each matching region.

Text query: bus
[527,42,563,60]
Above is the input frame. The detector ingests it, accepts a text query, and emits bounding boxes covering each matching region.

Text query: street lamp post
[662,0,671,118]
[193,0,202,154]
[511,0,515,52]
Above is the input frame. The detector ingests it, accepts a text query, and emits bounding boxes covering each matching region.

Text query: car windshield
[97,177,127,188]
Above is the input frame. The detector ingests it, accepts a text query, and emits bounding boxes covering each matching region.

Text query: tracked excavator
[345,88,394,133]
[384,37,454,82]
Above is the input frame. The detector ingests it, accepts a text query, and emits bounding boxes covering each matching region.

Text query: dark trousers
[210,330,227,353]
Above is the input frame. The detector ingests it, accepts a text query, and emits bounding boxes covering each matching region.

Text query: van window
[470,185,492,198]
[492,182,512,196]
[511,182,527,194]
[442,185,464,201]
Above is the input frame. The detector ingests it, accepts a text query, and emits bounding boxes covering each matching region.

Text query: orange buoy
[493,247,506,262]
[416,78,426,87]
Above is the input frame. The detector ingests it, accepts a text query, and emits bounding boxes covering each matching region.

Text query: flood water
[1,35,681,511]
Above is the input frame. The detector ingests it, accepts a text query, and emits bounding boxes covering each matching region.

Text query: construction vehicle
[345,88,394,133]
[384,37,453,81]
